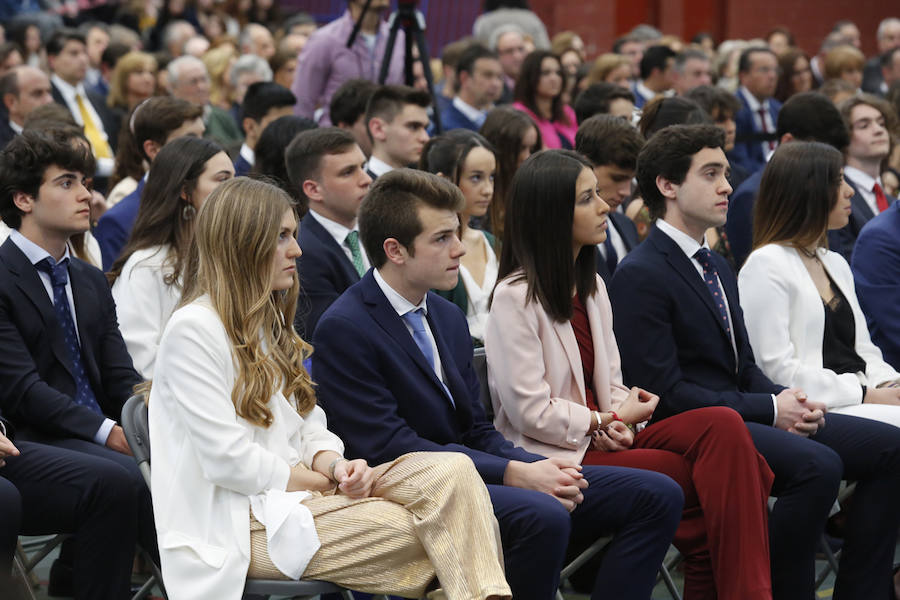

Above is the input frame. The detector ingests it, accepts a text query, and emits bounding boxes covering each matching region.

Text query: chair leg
[11,550,38,600]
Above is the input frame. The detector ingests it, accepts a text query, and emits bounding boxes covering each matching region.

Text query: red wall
[530,0,893,58]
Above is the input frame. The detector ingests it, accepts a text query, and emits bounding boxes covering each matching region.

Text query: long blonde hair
[182,177,315,425]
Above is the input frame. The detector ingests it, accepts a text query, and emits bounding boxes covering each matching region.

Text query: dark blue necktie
[401,309,454,407]
[692,248,732,337]
[35,257,102,414]
[603,235,618,274]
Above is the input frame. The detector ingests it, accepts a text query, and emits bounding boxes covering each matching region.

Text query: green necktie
[345,230,366,277]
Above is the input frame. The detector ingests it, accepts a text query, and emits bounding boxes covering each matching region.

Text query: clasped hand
[775,388,826,437]
[592,420,634,452]
[332,458,376,499]
[505,457,589,512]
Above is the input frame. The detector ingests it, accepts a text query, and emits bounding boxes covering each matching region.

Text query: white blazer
[111,245,181,378]
[485,275,630,463]
[149,298,343,600]
[739,244,900,412]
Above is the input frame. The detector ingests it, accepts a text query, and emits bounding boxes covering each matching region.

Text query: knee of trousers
[0,478,22,531]
[636,470,685,524]
[84,459,142,513]
[693,406,753,442]
[507,491,572,548]
[788,443,843,499]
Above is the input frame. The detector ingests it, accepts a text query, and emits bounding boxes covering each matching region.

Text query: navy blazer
[0,239,141,442]
[728,90,781,175]
[93,176,146,271]
[829,178,894,264]
[311,271,542,484]
[596,212,639,284]
[233,154,252,177]
[852,200,900,370]
[0,118,15,151]
[438,100,482,132]
[608,225,783,425]
[294,213,361,338]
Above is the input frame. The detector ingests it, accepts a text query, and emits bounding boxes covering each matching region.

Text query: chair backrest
[472,347,494,420]
[121,394,152,488]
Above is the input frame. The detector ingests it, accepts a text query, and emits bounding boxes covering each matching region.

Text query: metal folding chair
[120,394,355,600]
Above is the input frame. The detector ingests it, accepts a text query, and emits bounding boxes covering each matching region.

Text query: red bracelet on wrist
[610,411,623,423]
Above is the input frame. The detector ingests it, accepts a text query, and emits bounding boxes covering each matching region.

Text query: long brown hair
[753,141,844,252]
[182,177,316,424]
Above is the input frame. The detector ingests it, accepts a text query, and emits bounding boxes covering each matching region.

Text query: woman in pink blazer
[485,149,774,600]
[512,50,577,149]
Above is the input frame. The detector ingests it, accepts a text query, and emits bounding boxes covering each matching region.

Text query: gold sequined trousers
[248,451,511,600]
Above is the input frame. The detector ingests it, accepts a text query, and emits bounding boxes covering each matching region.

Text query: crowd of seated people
[3,3,900,600]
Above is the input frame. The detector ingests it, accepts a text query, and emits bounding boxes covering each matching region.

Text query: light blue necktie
[401,309,454,406]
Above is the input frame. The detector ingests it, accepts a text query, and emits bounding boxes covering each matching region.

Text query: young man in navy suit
[312,168,683,600]
[364,85,430,180]
[574,114,642,283]
[0,129,156,598]
[287,127,372,338]
[234,81,295,177]
[609,124,900,600]
[438,44,503,132]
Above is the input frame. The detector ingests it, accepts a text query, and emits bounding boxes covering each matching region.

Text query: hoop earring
[182,203,196,221]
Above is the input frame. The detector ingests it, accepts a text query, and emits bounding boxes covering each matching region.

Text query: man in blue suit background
[312,168,683,600]
[609,124,900,600]
[729,47,782,175]
[437,44,503,132]
[286,127,372,338]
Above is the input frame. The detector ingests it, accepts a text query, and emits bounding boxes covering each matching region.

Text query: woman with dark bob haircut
[485,149,775,600]
[739,141,900,427]
[512,50,577,150]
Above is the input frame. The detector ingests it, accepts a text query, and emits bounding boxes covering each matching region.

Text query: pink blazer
[484,274,630,462]
[511,102,577,150]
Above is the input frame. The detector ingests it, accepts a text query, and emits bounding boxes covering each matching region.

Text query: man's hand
[504,458,589,511]
[105,425,133,456]
[591,421,634,452]
[333,458,376,499]
[617,387,659,425]
[0,432,19,468]
[775,389,824,437]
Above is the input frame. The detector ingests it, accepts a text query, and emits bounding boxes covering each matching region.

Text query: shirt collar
[655,218,710,259]
[50,73,86,100]
[843,165,880,193]
[307,209,356,246]
[452,96,488,122]
[739,85,768,112]
[636,80,656,101]
[367,155,394,177]
[373,267,428,318]
[9,119,22,134]
[239,143,255,166]
[9,228,72,266]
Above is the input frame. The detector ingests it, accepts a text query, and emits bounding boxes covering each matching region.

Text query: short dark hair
[241,81,296,123]
[575,114,644,170]
[132,96,204,161]
[612,35,639,54]
[738,47,775,74]
[100,42,131,69]
[638,96,711,138]
[456,44,498,77]
[685,85,741,121]
[359,169,465,269]
[775,92,849,150]
[639,45,675,80]
[330,78,378,127]
[754,141,844,251]
[284,127,358,210]
[0,128,96,229]
[251,115,318,208]
[46,29,86,57]
[573,82,635,124]
[497,149,598,322]
[636,124,725,220]
[365,84,432,129]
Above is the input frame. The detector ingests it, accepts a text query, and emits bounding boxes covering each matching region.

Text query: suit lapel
[303,215,359,283]
[552,320,587,406]
[361,275,455,407]
[1,240,75,379]
[426,310,470,415]
[847,179,876,226]
[69,260,99,379]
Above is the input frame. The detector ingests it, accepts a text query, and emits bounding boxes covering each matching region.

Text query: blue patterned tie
[401,309,454,406]
[35,257,102,414]
[693,248,732,337]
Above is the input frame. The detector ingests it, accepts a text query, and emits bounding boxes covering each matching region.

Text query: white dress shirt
[844,165,885,216]
[366,155,394,178]
[307,210,370,272]
[452,96,489,126]
[8,228,115,444]
[597,219,628,265]
[50,73,114,176]
[238,143,255,167]
[739,86,777,158]
[458,232,498,341]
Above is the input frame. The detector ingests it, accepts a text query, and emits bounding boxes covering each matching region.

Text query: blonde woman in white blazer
[738,141,900,427]
[485,150,774,600]
[149,178,509,600]
[109,137,234,378]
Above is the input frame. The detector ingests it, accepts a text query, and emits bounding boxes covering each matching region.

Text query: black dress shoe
[47,558,74,597]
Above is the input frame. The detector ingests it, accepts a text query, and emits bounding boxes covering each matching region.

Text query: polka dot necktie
[35,257,102,414]
[693,248,732,337]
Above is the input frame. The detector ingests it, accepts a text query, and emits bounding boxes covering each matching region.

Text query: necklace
[796,245,819,260]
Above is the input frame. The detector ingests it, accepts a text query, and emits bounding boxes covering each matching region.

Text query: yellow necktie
[75,93,112,159]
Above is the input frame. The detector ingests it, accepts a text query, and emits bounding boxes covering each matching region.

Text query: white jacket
[738,244,899,409]
[149,298,343,600]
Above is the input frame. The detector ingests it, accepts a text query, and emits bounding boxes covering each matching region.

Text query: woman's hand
[590,421,634,452]
[287,463,334,493]
[332,459,376,499]
[617,387,659,425]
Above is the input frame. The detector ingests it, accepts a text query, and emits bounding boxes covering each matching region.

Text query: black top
[822,278,867,376]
